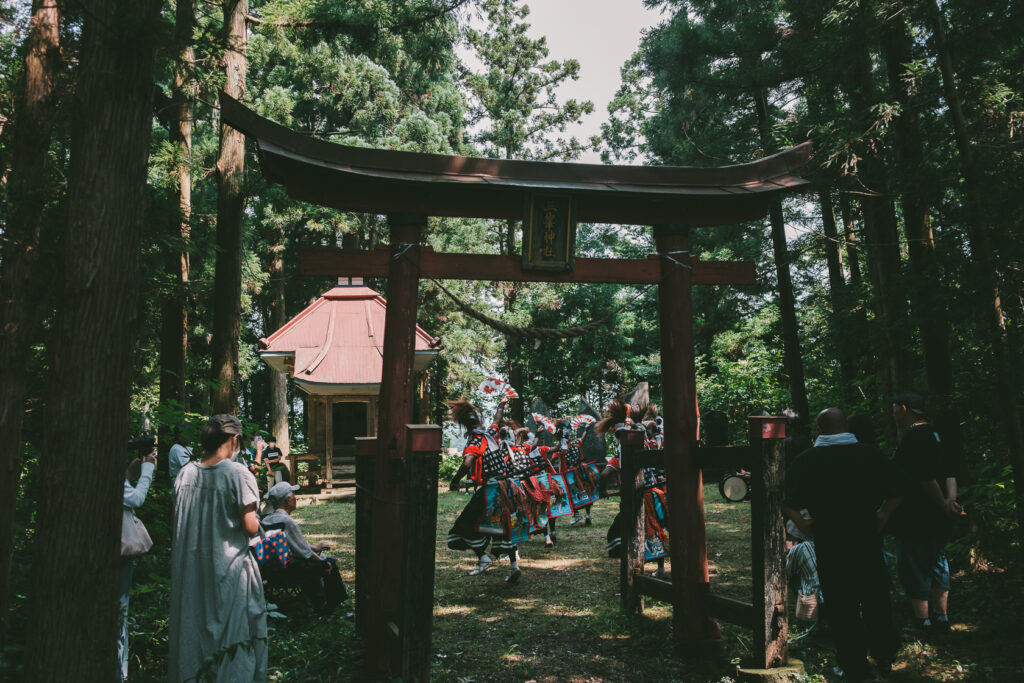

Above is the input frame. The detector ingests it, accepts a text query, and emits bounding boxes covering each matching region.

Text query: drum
[719,472,751,502]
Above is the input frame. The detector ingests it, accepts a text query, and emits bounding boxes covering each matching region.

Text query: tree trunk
[159,0,194,455]
[750,80,810,422]
[0,0,62,640]
[839,194,862,287]
[266,222,289,456]
[502,217,525,424]
[882,10,956,415]
[819,189,856,398]
[209,0,248,415]
[841,39,913,395]
[928,0,1024,534]
[23,0,162,678]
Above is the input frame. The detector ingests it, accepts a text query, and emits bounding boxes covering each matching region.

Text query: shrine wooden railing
[617,416,788,669]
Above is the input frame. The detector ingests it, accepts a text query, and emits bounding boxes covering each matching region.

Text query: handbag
[250,529,291,567]
[121,507,153,557]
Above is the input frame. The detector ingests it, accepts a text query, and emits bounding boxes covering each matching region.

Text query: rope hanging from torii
[391,242,691,340]
[426,268,657,340]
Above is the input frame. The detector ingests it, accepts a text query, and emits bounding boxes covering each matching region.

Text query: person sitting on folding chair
[261,482,346,616]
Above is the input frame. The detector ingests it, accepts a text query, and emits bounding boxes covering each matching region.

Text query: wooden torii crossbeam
[220,92,811,681]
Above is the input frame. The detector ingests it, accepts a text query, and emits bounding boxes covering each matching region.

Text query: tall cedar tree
[210,0,248,415]
[0,0,62,639]
[926,0,1024,533]
[463,0,593,423]
[635,0,811,421]
[23,0,164,677]
[158,0,196,452]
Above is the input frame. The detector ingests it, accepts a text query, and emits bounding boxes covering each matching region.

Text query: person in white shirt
[167,425,192,482]
[120,450,156,681]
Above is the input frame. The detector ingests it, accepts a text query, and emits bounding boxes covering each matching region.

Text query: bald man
[785,408,901,682]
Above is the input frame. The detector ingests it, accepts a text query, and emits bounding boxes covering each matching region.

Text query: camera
[128,434,156,456]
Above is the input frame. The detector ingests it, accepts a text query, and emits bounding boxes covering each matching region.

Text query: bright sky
[460,0,665,163]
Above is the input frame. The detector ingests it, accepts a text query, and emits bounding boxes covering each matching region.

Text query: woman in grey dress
[169,415,267,682]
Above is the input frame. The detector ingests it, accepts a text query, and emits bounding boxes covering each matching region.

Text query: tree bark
[159,0,194,453]
[839,194,862,287]
[819,189,856,398]
[502,217,525,424]
[928,0,1024,533]
[882,10,956,410]
[23,0,162,678]
[210,0,248,415]
[0,0,62,640]
[841,38,913,395]
[750,80,809,422]
[266,221,289,456]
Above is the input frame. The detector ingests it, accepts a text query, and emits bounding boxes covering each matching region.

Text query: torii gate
[221,93,811,680]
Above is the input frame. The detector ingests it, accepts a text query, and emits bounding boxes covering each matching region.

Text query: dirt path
[290,485,1022,682]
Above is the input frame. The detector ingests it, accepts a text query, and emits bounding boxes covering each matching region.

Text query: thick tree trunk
[210,0,248,415]
[842,40,913,396]
[928,0,1024,533]
[767,200,810,422]
[883,11,956,415]
[266,223,289,455]
[159,0,194,453]
[860,198,910,396]
[0,0,62,640]
[750,81,809,422]
[23,0,162,678]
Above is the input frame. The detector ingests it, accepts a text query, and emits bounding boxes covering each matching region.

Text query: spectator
[782,408,813,470]
[119,450,156,681]
[261,482,346,615]
[785,408,901,682]
[168,424,192,482]
[169,415,267,683]
[882,392,960,638]
[263,435,289,484]
[848,413,879,449]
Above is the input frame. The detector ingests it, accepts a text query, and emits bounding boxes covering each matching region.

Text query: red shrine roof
[220,93,811,227]
[259,280,439,395]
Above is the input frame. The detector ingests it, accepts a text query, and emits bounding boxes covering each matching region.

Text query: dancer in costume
[446,396,524,584]
[597,399,669,578]
[559,420,595,527]
[507,426,571,549]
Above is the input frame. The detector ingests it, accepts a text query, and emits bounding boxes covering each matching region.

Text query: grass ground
[281,485,1023,682]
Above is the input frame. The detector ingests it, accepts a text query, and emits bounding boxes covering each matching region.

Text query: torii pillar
[655,223,718,643]
[367,212,426,673]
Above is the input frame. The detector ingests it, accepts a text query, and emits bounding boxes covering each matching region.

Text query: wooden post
[367,212,426,675]
[400,424,442,681]
[618,430,647,614]
[325,397,334,488]
[748,416,789,668]
[654,224,717,644]
[354,436,377,639]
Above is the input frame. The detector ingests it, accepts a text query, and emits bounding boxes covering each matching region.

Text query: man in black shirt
[263,435,289,484]
[785,408,900,682]
[883,392,959,636]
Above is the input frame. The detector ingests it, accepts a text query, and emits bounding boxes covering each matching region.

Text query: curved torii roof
[259,282,439,396]
[220,93,811,226]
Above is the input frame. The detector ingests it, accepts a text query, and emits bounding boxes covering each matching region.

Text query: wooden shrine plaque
[522,193,577,272]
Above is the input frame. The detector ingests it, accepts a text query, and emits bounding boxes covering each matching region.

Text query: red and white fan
[570,414,597,430]
[477,377,519,399]
[531,413,556,434]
